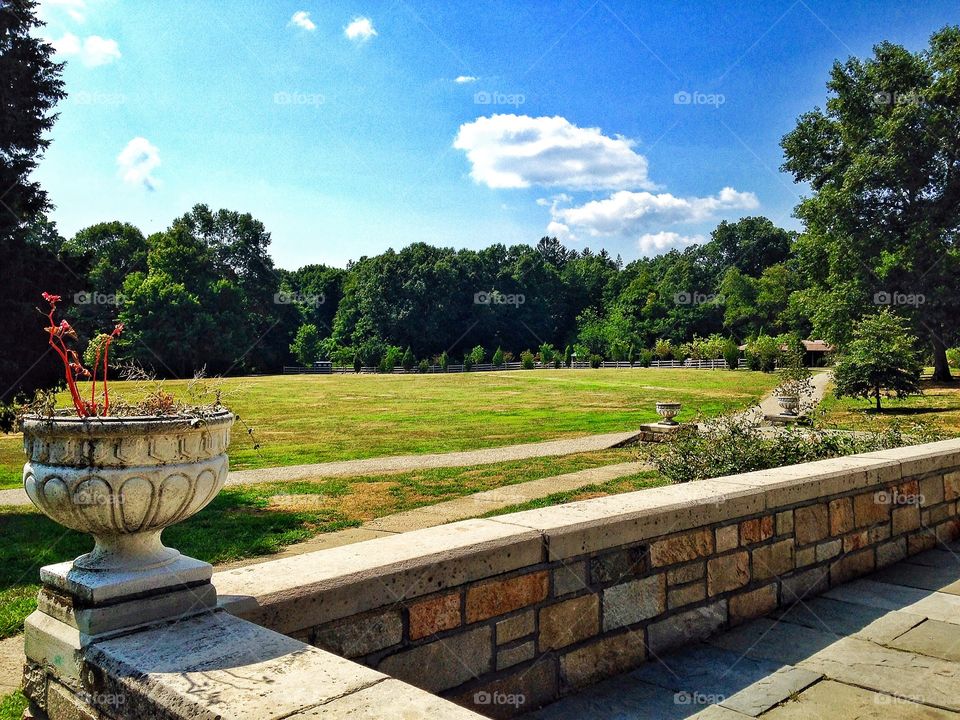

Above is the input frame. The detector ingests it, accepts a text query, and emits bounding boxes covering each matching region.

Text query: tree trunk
[875,386,882,412]
[931,328,953,382]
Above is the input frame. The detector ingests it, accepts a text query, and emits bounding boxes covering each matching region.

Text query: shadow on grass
[0,488,359,639]
[859,407,948,417]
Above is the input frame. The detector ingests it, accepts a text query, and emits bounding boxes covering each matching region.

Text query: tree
[0,1,66,416]
[492,347,504,366]
[290,324,322,366]
[563,345,572,367]
[782,26,960,381]
[401,346,415,371]
[469,345,485,365]
[833,310,923,411]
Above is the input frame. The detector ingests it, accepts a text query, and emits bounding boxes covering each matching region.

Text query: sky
[33,0,960,270]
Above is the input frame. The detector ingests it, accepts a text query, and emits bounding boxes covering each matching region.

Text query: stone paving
[531,539,960,719]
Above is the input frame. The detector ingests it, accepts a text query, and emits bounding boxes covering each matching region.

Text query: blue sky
[34,0,960,269]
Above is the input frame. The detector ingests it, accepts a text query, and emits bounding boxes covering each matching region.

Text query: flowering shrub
[41,292,122,417]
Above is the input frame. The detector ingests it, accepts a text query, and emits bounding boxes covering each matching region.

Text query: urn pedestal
[19,411,234,710]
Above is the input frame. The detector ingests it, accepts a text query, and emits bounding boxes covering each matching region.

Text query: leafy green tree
[833,310,923,411]
[290,324,322,366]
[563,345,572,367]
[492,347,504,366]
[0,1,67,414]
[782,26,960,380]
[538,343,556,364]
[469,345,485,365]
[654,339,673,361]
[722,338,741,370]
[745,334,781,372]
[520,350,535,369]
[401,346,415,371]
[439,351,449,371]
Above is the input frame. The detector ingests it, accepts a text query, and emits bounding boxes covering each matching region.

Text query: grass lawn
[0,447,640,640]
[819,380,960,435]
[0,693,25,720]
[0,368,775,489]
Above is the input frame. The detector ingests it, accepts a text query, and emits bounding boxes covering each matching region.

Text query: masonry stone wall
[214,440,960,718]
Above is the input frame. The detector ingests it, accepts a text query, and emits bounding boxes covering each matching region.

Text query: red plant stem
[102,337,112,414]
[46,307,86,416]
[91,345,100,414]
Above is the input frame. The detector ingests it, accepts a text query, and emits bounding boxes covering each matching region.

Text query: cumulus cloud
[51,32,120,66]
[550,187,758,239]
[290,10,316,31]
[455,75,478,84]
[637,231,706,255]
[41,0,87,21]
[453,114,654,191]
[344,17,377,41]
[117,137,161,190]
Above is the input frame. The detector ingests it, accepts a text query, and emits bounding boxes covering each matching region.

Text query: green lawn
[819,380,960,435]
[0,447,641,640]
[0,369,776,489]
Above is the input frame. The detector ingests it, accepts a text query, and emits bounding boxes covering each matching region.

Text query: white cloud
[637,231,705,255]
[455,75,478,84]
[550,187,758,239]
[52,32,120,66]
[290,10,316,31]
[344,17,377,41]
[117,137,161,190]
[41,0,87,22]
[453,114,655,191]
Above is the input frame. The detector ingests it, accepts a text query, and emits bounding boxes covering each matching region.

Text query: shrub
[470,345,485,365]
[418,359,430,373]
[492,347,504,366]
[382,345,403,371]
[503,351,515,363]
[627,344,636,365]
[563,345,572,367]
[645,412,945,484]
[722,338,740,370]
[401,346,415,371]
[673,343,690,362]
[539,343,556,364]
[654,338,672,360]
[589,354,602,368]
[439,351,449,371]
[947,347,960,368]
[520,350,535,369]
[745,334,781,372]
[463,353,474,371]
[638,349,654,367]
[353,354,362,373]
[833,309,923,411]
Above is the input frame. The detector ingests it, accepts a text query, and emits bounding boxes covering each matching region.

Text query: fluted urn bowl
[22,410,234,572]
[775,395,800,417]
[655,402,682,426]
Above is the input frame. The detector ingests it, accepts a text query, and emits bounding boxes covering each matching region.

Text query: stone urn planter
[22,410,234,572]
[775,395,800,417]
[655,402,682,426]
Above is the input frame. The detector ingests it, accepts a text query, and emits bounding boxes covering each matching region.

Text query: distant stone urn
[22,411,234,572]
[775,395,800,417]
[655,402,682,425]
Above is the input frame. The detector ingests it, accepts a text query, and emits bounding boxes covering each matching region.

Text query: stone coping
[77,610,483,719]
[214,439,960,629]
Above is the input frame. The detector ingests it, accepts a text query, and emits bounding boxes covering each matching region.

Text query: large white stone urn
[22,410,234,573]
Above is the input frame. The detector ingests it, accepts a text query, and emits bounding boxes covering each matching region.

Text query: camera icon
[674,691,692,705]
[473,91,491,105]
[872,91,892,105]
[74,291,92,305]
[673,292,691,305]
[473,691,491,705]
[474,291,491,304]
[873,291,891,305]
[674,90,692,105]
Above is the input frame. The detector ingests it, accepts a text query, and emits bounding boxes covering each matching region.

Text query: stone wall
[213,439,960,718]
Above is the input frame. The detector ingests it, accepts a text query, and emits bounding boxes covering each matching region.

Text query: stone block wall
[214,440,960,718]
